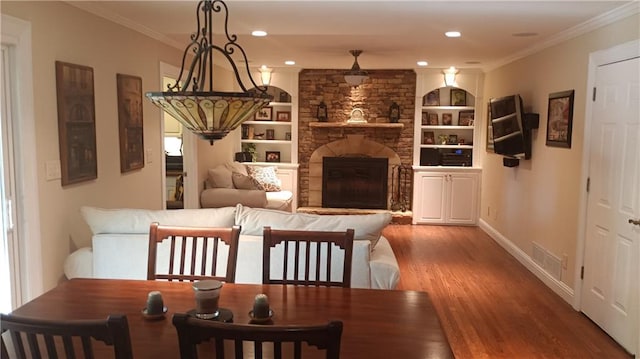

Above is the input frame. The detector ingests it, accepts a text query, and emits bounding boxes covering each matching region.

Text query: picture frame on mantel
[55,61,97,186]
[546,90,574,148]
[117,74,144,173]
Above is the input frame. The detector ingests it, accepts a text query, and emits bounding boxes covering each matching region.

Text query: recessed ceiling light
[284,60,296,66]
[251,30,267,37]
[445,31,461,38]
[417,61,428,67]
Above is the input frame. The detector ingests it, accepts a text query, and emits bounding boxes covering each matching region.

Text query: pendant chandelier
[146,0,272,144]
[344,50,369,87]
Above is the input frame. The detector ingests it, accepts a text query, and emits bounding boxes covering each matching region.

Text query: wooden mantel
[309,122,404,129]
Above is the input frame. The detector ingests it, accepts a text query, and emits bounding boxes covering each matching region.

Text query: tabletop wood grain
[9,279,453,359]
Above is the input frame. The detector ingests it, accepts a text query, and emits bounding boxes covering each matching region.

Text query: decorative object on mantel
[348,108,366,123]
[145,0,272,145]
[317,101,328,122]
[344,50,369,86]
[389,102,400,123]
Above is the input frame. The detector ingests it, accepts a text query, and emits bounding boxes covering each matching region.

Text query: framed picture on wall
[458,110,474,126]
[55,61,97,186]
[546,90,574,148]
[116,74,144,173]
[423,89,440,106]
[450,88,467,106]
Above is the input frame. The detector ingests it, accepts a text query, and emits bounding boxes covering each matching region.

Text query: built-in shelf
[309,122,404,129]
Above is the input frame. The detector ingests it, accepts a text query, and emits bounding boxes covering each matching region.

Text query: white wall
[480,12,640,291]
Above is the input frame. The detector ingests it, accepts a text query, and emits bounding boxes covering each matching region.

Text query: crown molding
[483,1,640,72]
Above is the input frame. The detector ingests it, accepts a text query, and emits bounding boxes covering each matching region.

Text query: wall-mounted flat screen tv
[490,94,526,158]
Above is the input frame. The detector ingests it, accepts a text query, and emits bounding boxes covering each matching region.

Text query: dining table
[8,278,454,358]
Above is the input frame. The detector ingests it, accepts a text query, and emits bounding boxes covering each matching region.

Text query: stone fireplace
[308,135,401,209]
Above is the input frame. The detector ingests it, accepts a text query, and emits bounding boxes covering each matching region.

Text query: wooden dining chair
[0,313,133,359]
[172,313,343,359]
[262,226,354,288]
[147,222,241,283]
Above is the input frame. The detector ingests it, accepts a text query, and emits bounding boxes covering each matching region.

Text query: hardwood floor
[383,224,632,359]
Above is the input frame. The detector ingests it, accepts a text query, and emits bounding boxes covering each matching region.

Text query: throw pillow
[224,161,248,176]
[207,166,233,189]
[232,172,259,190]
[246,166,282,192]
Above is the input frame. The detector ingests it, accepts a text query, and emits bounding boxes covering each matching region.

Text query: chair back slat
[263,227,354,288]
[172,313,342,359]
[0,314,133,359]
[147,223,241,283]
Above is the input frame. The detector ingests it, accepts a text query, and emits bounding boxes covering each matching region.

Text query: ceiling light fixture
[443,66,459,87]
[344,50,369,87]
[145,0,272,145]
[251,30,268,37]
[259,65,272,86]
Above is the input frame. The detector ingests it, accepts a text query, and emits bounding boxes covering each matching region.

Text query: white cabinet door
[413,172,447,224]
[412,170,479,225]
[448,173,479,225]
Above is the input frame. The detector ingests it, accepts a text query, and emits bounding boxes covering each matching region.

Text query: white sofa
[65,204,400,289]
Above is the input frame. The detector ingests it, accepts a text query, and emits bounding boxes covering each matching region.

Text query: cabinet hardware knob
[629,219,640,226]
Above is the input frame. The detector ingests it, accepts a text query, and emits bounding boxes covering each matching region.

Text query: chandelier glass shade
[344,50,369,86]
[145,0,272,144]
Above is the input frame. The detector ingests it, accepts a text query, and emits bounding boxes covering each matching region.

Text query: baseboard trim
[478,219,575,305]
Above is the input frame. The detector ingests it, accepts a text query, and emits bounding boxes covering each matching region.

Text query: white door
[581,54,639,354]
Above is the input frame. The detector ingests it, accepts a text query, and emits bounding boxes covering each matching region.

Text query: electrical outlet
[145,148,153,164]
[562,254,568,270]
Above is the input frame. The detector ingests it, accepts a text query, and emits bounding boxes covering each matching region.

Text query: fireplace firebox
[322,157,388,209]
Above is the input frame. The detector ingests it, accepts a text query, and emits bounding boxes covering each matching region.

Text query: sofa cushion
[81,206,237,234]
[200,188,267,208]
[234,205,391,248]
[246,166,282,192]
[225,161,248,176]
[232,172,260,190]
[207,166,234,189]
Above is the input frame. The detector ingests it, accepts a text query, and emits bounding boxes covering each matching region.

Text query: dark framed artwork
[117,74,144,172]
[546,90,575,148]
[266,129,275,140]
[423,131,435,144]
[423,89,440,106]
[428,113,439,125]
[55,61,97,186]
[450,88,467,106]
[255,107,272,121]
[265,151,280,163]
[486,102,494,152]
[458,110,475,126]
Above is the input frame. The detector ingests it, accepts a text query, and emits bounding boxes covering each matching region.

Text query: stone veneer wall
[297,69,416,208]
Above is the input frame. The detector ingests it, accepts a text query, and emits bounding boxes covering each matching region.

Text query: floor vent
[532,242,562,281]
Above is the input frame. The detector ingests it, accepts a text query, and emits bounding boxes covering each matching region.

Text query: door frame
[158,62,198,209]
[1,14,43,306]
[575,39,639,351]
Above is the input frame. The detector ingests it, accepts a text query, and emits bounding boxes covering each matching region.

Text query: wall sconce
[443,66,459,87]
[259,65,272,86]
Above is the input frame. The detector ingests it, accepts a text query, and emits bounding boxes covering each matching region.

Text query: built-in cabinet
[412,70,484,225]
[412,168,480,224]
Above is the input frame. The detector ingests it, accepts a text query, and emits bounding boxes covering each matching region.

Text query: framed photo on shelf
[276,111,291,122]
[266,129,275,140]
[448,134,458,145]
[285,132,292,140]
[423,131,435,144]
[442,113,453,125]
[265,151,280,163]
[278,91,290,103]
[423,89,440,106]
[450,88,467,106]
[421,112,429,125]
[255,107,272,121]
[428,113,439,125]
[458,110,474,126]
[546,90,574,148]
